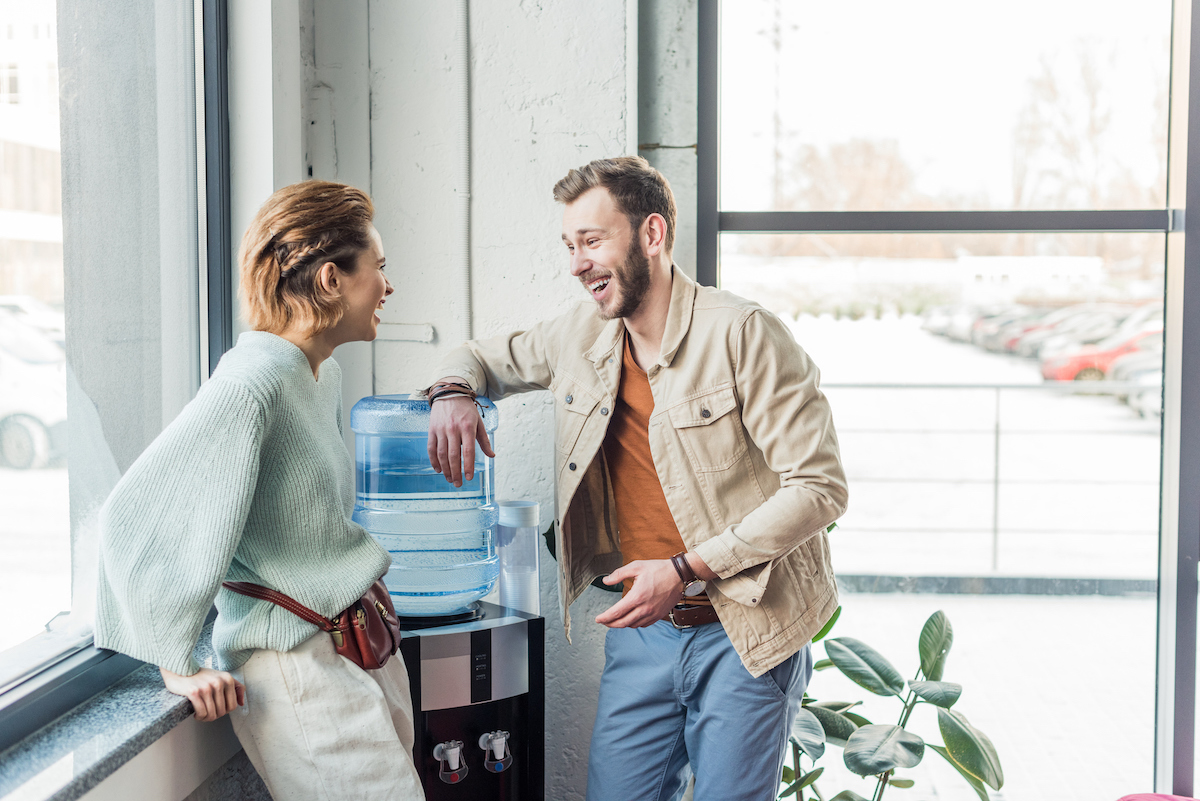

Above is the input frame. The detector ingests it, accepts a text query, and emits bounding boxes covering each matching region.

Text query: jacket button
[609,358,614,363]
[600,407,609,415]
[701,409,711,418]
[569,462,577,471]
[750,597,758,604]
[565,394,573,404]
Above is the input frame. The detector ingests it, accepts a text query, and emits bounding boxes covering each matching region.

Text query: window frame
[0,0,233,754]
[696,0,1196,793]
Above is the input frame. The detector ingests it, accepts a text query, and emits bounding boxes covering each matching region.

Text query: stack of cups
[497,500,540,616]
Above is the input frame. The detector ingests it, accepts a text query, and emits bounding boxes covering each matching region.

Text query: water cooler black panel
[401,606,544,801]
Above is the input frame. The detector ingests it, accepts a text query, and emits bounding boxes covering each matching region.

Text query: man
[426,157,847,801]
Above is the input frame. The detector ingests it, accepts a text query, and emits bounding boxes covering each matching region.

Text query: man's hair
[553,156,677,254]
[238,180,375,335]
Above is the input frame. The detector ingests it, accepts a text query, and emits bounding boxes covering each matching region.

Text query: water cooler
[352,396,545,800]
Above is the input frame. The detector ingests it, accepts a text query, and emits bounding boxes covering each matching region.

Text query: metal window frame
[696,0,1199,793]
[0,0,232,755]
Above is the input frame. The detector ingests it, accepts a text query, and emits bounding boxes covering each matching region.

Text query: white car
[0,308,66,469]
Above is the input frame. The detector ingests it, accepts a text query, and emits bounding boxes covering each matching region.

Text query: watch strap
[671,552,699,585]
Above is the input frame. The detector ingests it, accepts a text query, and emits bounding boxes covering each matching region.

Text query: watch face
[683,580,707,597]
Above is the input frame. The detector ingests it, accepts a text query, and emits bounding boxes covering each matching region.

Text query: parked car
[971,306,1032,350]
[1108,331,1164,387]
[1040,328,1164,382]
[0,309,67,469]
[1126,369,1163,419]
[1014,303,1133,358]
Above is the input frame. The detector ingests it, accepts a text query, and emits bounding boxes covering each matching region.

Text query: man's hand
[160,666,245,722]
[427,377,495,487]
[594,559,684,628]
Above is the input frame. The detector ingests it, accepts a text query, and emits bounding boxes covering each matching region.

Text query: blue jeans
[586,620,812,801]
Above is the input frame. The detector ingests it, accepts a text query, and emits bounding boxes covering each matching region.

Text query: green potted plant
[779,609,1004,801]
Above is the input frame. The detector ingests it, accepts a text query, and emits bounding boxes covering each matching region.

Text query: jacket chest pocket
[554,380,600,455]
[668,385,748,472]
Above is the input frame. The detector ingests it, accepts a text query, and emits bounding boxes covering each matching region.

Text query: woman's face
[335,225,392,343]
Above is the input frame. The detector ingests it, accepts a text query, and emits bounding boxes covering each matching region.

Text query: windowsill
[0,624,216,801]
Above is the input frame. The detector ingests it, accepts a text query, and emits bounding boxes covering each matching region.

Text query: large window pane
[720,0,1172,212]
[0,0,202,669]
[0,0,68,654]
[723,233,1162,799]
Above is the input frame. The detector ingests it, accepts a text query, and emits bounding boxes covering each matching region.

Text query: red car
[1040,329,1164,381]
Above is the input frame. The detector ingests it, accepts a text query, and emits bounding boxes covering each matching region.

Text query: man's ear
[644,213,668,257]
[315,261,340,297]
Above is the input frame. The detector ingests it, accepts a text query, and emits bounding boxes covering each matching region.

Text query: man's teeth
[589,278,610,294]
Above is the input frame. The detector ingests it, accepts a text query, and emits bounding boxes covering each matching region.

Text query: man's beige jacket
[432,268,848,677]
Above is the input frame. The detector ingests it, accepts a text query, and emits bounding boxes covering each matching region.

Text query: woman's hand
[160,666,245,722]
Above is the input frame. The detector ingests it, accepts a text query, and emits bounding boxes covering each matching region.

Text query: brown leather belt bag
[222,579,401,670]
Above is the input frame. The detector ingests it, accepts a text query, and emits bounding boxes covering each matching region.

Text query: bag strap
[222,581,337,632]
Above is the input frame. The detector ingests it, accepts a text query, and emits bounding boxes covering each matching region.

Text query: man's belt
[665,603,720,629]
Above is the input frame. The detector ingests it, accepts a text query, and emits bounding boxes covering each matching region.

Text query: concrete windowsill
[0,626,215,801]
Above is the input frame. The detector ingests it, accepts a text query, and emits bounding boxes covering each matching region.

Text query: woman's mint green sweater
[94,332,390,675]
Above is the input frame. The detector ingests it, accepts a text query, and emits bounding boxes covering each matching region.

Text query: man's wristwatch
[670,552,707,597]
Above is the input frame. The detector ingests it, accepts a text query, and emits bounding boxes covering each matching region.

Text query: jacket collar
[584,264,697,368]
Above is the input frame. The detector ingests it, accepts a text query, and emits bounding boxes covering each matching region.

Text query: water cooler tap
[433,740,467,784]
[478,730,514,773]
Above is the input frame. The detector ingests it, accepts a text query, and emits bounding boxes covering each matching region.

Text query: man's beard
[600,240,652,321]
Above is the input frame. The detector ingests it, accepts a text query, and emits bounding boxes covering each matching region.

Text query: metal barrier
[822,382,1161,574]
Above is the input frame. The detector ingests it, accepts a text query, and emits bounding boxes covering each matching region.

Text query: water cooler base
[400,603,544,800]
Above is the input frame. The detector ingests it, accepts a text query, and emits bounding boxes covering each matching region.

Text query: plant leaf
[919,611,953,681]
[814,658,836,671]
[797,767,824,790]
[825,638,906,697]
[813,605,842,643]
[910,680,963,708]
[807,704,859,747]
[889,778,915,788]
[937,709,1004,790]
[843,724,925,776]
[791,708,827,760]
[844,712,874,728]
[929,744,990,801]
[809,700,862,713]
[829,792,870,801]
[781,765,795,784]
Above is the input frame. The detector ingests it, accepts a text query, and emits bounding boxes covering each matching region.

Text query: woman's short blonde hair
[239,180,375,335]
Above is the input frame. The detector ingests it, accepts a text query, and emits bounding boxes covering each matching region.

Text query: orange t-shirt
[601,336,708,604]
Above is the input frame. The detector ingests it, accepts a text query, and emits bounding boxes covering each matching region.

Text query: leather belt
[665,603,720,629]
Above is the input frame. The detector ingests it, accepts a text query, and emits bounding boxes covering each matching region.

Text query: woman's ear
[315,261,341,297]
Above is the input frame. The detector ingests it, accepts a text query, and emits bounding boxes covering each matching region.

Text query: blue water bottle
[351,395,500,618]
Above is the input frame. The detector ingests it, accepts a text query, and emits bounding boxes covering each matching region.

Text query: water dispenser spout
[478,730,514,773]
[433,740,468,784]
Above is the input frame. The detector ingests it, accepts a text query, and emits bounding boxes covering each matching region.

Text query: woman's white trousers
[230,632,425,800]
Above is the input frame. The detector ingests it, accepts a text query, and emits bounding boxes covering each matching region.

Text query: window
[704,0,1182,796]
[0,0,227,750]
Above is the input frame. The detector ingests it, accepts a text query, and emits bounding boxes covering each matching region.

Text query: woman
[94,181,424,800]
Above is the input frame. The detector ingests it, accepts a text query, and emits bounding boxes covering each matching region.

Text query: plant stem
[897,667,923,729]
[873,770,893,801]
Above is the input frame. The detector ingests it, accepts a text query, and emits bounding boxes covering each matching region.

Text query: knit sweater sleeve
[94,378,266,676]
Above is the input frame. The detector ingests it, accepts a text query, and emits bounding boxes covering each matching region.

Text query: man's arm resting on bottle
[427,376,495,487]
